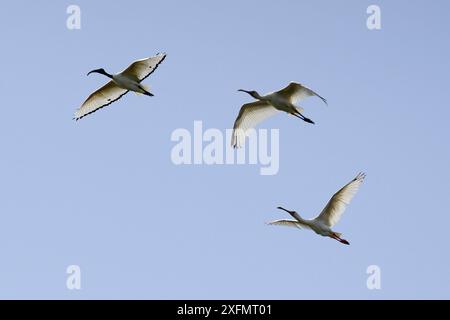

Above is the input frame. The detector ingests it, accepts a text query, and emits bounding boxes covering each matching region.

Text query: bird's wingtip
[355,172,367,181]
[73,112,82,121]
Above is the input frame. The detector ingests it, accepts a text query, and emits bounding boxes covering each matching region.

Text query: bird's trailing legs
[139,85,154,97]
[331,233,350,245]
[291,111,315,124]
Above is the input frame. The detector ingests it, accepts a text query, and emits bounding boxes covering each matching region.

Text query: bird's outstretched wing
[267,220,302,229]
[267,219,312,230]
[121,53,166,82]
[277,82,327,105]
[231,101,278,148]
[315,172,366,227]
[74,81,129,121]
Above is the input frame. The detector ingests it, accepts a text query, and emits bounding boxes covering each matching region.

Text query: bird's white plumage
[277,82,328,105]
[231,82,326,148]
[120,53,166,81]
[315,172,366,227]
[231,101,278,148]
[74,53,166,120]
[74,81,128,121]
[268,173,365,245]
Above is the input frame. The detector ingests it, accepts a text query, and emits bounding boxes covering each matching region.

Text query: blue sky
[0,0,449,299]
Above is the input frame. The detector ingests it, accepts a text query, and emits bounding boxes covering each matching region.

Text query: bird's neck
[294,212,306,224]
[251,91,265,100]
[101,70,113,79]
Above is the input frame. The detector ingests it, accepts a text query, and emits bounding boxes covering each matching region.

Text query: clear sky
[0,0,449,299]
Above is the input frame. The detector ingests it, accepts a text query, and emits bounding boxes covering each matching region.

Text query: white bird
[231,82,327,148]
[74,53,166,120]
[267,173,366,245]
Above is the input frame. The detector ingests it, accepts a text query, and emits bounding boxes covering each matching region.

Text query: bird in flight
[231,82,327,148]
[267,173,366,245]
[73,53,166,121]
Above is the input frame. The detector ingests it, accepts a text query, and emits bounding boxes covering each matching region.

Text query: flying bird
[231,82,327,148]
[73,53,166,121]
[267,172,366,245]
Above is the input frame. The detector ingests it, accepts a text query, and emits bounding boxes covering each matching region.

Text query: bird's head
[238,89,260,99]
[87,68,111,77]
[277,206,295,214]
